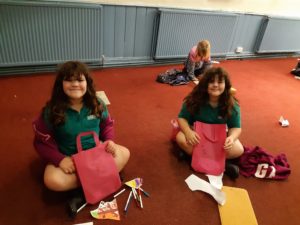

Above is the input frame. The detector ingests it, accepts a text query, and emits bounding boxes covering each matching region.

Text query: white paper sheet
[185,174,226,205]
[74,222,93,225]
[206,173,223,190]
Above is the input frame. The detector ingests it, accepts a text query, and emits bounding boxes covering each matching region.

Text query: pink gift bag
[191,122,226,175]
[72,131,121,204]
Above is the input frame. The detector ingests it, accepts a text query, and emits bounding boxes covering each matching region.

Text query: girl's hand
[224,136,234,151]
[59,156,76,174]
[185,130,200,146]
[106,140,117,157]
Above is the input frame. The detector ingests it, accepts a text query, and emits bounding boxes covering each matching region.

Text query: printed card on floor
[90,199,120,220]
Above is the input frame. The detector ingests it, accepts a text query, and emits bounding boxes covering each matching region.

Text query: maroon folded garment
[238,146,291,180]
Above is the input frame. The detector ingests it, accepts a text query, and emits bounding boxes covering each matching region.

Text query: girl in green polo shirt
[33,61,130,217]
[175,67,243,178]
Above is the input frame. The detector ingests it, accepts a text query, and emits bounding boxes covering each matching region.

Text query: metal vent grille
[154,9,238,59]
[0,2,103,67]
[256,17,300,53]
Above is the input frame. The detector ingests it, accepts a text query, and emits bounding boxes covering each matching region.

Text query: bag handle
[76,131,100,152]
[201,124,218,143]
[194,122,223,143]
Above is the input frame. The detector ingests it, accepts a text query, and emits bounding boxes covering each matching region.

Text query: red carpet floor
[0,58,299,225]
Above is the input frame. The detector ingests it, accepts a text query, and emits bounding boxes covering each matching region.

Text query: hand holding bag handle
[73,131,121,204]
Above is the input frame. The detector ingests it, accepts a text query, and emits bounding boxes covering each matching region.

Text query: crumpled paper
[279,116,289,127]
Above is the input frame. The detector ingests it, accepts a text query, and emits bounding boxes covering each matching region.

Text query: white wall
[77,0,300,18]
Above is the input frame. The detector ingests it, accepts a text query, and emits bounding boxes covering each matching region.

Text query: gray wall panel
[134,8,157,57]
[114,7,126,57]
[102,5,157,64]
[228,14,263,56]
[134,8,147,56]
[103,6,115,57]
[124,7,137,56]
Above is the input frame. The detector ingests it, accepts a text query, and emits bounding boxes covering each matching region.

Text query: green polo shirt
[178,101,241,128]
[44,100,108,156]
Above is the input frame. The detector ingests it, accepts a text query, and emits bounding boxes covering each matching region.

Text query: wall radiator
[154,9,238,59]
[0,2,103,67]
[256,16,300,53]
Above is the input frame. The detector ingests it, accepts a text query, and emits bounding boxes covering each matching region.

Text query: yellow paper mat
[96,91,110,105]
[218,186,258,225]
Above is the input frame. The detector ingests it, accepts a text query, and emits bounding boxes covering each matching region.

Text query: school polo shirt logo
[87,115,97,120]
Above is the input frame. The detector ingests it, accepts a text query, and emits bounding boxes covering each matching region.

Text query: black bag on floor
[156,69,189,85]
[291,60,300,76]
[156,69,181,84]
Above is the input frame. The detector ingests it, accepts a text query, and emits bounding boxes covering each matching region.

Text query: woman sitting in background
[183,39,212,81]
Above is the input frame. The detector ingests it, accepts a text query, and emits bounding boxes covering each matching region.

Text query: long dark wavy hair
[185,67,238,119]
[43,61,103,126]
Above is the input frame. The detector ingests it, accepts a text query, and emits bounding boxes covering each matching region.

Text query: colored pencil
[124,191,133,214]
[139,188,150,197]
[113,188,126,198]
[138,188,143,208]
[132,187,140,207]
[76,202,87,213]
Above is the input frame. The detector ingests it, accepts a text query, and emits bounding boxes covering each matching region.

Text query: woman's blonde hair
[196,40,210,58]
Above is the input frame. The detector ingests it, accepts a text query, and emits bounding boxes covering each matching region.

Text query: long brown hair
[43,61,103,126]
[185,67,238,119]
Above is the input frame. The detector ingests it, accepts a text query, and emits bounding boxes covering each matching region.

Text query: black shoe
[296,60,300,69]
[225,162,239,180]
[178,150,191,163]
[67,189,86,218]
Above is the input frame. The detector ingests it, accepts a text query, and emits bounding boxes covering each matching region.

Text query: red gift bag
[191,122,226,175]
[72,131,121,204]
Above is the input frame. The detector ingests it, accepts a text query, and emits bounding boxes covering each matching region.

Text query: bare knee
[175,131,193,155]
[115,145,130,172]
[121,147,130,166]
[176,132,186,148]
[43,165,78,191]
[44,171,65,191]
[226,139,244,159]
